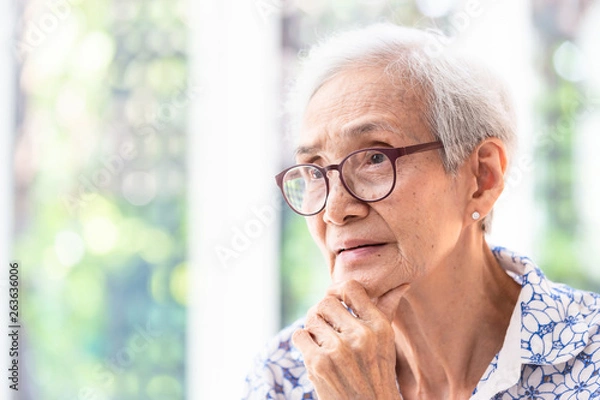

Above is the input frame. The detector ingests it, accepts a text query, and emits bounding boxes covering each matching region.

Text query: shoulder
[242,319,316,400]
[493,245,600,331]
[512,337,600,399]
[512,280,600,398]
[493,247,600,398]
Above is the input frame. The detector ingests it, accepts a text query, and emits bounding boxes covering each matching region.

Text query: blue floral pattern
[243,247,600,399]
[243,321,315,399]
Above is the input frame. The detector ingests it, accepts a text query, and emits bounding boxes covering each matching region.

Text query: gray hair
[286,23,517,232]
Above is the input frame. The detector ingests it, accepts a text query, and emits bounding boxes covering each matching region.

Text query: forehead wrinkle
[294,120,398,158]
[296,68,427,158]
[341,119,399,139]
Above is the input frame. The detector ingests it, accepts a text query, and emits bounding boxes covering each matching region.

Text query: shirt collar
[472,247,598,399]
[492,246,593,366]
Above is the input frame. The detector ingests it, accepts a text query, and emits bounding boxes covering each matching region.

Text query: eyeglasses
[275,141,444,216]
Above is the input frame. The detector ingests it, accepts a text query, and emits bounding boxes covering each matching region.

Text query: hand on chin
[331,270,404,313]
[292,280,409,399]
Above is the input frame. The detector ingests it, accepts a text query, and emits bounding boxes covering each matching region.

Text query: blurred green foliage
[533,37,599,291]
[15,0,188,398]
[280,210,328,327]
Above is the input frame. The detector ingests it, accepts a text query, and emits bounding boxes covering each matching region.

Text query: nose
[322,170,369,225]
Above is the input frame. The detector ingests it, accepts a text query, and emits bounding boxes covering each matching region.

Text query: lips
[336,240,387,255]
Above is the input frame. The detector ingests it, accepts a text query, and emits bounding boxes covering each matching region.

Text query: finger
[292,329,351,398]
[329,280,409,323]
[327,280,378,321]
[304,311,340,346]
[325,280,369,318]
[292,328,318,353]
[315,295,360,333]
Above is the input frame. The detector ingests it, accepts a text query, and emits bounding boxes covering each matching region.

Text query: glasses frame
[275,141,444,216]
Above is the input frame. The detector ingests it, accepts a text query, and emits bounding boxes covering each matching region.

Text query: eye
[309,168,324,180]
[368,152,386,164]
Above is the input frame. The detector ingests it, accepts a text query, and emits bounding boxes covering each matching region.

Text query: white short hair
[286,23,518,232]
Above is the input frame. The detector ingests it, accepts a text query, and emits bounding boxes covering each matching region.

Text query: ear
[464,138,507,227]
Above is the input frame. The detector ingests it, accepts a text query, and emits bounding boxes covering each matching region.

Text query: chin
[331,268,395,300]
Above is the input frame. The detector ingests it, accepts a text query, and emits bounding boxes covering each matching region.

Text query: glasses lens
[282,165,327,215]
[342,149,394,201]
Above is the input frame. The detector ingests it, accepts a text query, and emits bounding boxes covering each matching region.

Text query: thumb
[372,284,410,321]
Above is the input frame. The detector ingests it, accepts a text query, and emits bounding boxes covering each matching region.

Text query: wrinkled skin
[291,67,520,399]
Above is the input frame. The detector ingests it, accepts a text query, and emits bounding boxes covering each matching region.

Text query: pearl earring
[472,211,481,220]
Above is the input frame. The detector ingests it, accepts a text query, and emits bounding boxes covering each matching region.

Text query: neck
[392,235,521,399]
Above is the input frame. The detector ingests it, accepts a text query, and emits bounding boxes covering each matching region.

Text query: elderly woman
[243,24,600,399]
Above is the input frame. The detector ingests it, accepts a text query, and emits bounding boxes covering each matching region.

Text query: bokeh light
[553,40,587,82]
[415,0,456,18]
[83,216,119,255]
[54,230,85,267]
[121,171,158,206]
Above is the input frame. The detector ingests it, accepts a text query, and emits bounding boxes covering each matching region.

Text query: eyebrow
[294,120,398,157]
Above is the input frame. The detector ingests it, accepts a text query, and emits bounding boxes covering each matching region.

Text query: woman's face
[296,67,470,300]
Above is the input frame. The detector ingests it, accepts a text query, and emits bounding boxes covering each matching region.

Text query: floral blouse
[243,247,600,399]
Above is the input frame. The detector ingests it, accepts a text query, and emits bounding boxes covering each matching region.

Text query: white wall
[576,2,600,279]
[187,1,282,398]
